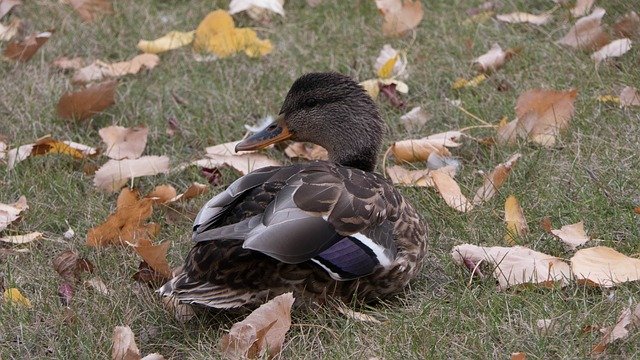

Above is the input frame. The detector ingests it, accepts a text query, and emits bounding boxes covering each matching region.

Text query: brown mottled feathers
[160,161,427,308]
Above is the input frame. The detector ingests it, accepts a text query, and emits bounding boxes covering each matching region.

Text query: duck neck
[329,147,378,172]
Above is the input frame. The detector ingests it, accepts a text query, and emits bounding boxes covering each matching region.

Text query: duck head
[236,72,384,172]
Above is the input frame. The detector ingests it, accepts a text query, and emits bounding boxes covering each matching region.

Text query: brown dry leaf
[620,86,640,107]
[592,304,640,354]
[473,43,516,73]
[0,195,27,231]
[220,292,294,359]
[389,131,462,163]
[99,125,148,160]
[557,8,610,51]
[72,54,159,84]
[551,221,590,250]
[496,12,551,25]
[68,0,112,22]
[570,246,640,287]
[283,142,328,161]
[399,106,430,131]
[0,232,42,244]
[591,38,632,63]
[112,326,140,360]
[515,88,578,148]
[133,261,168,286]
[53,250,94,282]
[3,287,32,308]
[189,141,281,176]
[613,11,640,39]
[7,136,97,169]
[93,156,170,192]
[4,30,52,61]
[52,56,85,71]
[168,182,209,202]
[431,170,473,212]
[570,0,594,18]
[375,0,424,37]
[504,195,527,245]
[84,277,109,295]
[473,153,521,205]
[128,238,172,279]
[451,244,571,290]
[511,353,526,360]
[0,0,21,19]
[146,185,177,204]
[86,188,159,246]
[57,80,117,121]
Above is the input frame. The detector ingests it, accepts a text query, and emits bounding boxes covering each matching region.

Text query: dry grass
[1,0,640,359]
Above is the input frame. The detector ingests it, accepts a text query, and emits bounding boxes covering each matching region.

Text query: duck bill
[235,114,292,152]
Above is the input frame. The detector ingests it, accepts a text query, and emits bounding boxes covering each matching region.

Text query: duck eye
[267,123,278,131]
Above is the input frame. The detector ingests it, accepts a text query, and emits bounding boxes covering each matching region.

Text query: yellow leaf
[3,288,32,308]
[193,10,271,58]
[377,54,398,79]
[359,79,380,99]
[452,78,468,90]
[504,195,528,244]
[137,31,195,54]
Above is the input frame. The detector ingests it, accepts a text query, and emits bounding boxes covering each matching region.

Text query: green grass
[1,0,640,358]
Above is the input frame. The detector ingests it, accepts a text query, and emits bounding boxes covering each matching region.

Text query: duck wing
[192,162,400,280]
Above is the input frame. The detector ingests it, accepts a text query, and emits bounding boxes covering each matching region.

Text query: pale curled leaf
[551,221,590,250]
[620,86,640,107]
[137,31,194,54]
[593,304,640,353]
[515,88,578,147]
[0,0,21,20]
[93,156,170,192]
[189,140,281,176]
[283,142,328,161]
[504,195,527,244]
[570,246,640,287]
[399,106,430,131]
[386,165,434,187]
[432,170,473,212]
[375,44,407,79]
[557,8,609,50]
[0,195,27,231]
[220,292,294,359]
[375,0,424,37]
[496,12,551,25]
[473,153,521,205]
[0,232,42,244]
[72,54,159,84]
[571,0,595,18]
[229,0,285,17]
[451,244,571,289]
[591,38,632,63]
[99,125,149,160]
[473,43,513,72]
[112,326,140,360]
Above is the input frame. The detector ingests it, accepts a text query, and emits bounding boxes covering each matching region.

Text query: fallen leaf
[389,136,454,163]
[112,326,140,360]
[188,140,281,176]
[379,83,405,107]
[57,80,117,121]
[133,261,168,286]
[375,44,407,79]
[220,292,294,359]
[597,94,621,105]
[3,287,32,308]
[6,135,97,169]
[0,0,21,19]
[168,182,209,202]
[72,54,160,84]
[86,188,159,246]
[511,353,526,360]
[514,88,578,147]
[146,185,177,204]
[99,125,148,160]
[93,156,170,192]
[536,318,558,334]
[620,86,640,107]
[128,238,172,279]
[67,0,113,22]
[504,195,527,244]
[591,38,632,63]
[193,10,272,58]
[540,216,553,233]
[551,221,590,250]
[52,56,85,71]
[451,244,571,289]
[0,195,27,231]
[137,31,194,54]
[452,74,487,89]
[4,30,52,61]
[496,12,551,25]
[162,295,195,322]
[386,165,434,187]
[570,246,640,287]
[0,18,22,41]
[0,232,42,244]
[229,0,285,20]
[375,0,423,37]
[53,250,94,282]
[570,0,594,18]
[84,277,109,295]
[592,304,640,354]
[432,170,473,212]
[473,43,516,73]
[557,8,609,51]
[399,106,430,131]
[473,153,521,205]
[613,11,640,39]
[283,142,328,161]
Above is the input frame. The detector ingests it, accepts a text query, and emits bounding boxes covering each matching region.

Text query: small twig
[452,104,491,126]
[458,124,498,132]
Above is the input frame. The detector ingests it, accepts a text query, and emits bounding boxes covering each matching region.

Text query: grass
[1,0,639,358]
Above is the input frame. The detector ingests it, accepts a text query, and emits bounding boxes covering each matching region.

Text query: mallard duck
[159,72,428,309]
